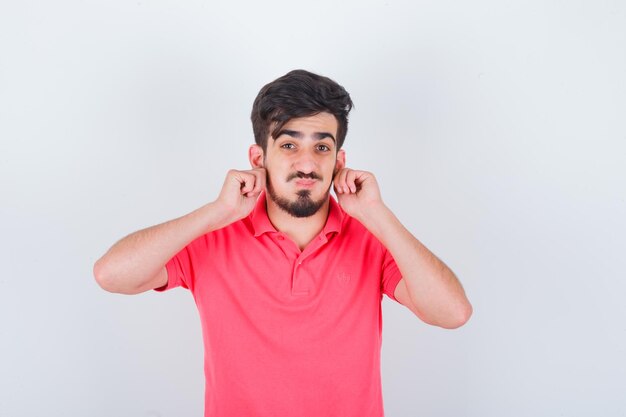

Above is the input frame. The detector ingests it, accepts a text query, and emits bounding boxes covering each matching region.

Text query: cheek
[264,165,284,184]
[330,160,342,177]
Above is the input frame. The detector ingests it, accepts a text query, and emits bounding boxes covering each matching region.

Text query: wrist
[197,200,237,233]
[355,200,389,229]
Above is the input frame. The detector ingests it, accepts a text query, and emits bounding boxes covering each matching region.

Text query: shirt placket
[274,232,333,297]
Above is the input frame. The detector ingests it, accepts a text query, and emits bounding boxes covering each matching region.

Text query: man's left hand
[333,168,384,221]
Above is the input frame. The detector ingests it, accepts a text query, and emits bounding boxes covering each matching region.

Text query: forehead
[277,112,338,137]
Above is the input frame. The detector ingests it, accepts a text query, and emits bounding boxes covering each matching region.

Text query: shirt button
[277,235,284,240]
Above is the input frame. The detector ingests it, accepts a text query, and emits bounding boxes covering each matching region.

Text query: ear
[334,149,346,174]
[249,144,264,168]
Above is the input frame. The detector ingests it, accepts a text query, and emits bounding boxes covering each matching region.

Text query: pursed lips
[287,172,322,187]
[294,178,317,187]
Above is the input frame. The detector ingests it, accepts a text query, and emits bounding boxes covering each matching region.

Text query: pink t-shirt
[156,192,403,417]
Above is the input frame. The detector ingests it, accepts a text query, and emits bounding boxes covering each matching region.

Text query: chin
[270,188,330,218]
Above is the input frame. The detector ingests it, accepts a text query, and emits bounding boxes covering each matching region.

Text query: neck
[266,197,330,251]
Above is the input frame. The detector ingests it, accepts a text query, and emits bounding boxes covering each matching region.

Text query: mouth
[294,179,317,188]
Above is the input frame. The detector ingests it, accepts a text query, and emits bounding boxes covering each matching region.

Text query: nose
[292,148,318,174]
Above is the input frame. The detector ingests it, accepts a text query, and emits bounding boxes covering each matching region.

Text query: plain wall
[1,1,625,416]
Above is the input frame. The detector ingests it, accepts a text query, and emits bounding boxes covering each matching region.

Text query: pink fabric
[156,192,403,417]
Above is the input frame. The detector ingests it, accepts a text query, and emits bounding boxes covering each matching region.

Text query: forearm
[93,201,230,293]
[359,203,472,327]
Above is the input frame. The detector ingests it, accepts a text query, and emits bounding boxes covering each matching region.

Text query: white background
[1,1,625,416]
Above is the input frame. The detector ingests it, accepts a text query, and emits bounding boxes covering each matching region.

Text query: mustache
[287,171,322,181]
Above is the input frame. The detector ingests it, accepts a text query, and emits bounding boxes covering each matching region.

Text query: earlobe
[332,150,346,178]
[335,149,346,171]
[249,145,264,168]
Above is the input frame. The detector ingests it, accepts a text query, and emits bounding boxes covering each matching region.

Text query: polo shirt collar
[250,192,275,237]
[250,191,345,237]
[324,194,344,235]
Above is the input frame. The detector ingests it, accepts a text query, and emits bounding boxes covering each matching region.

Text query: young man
[94,69,472,417]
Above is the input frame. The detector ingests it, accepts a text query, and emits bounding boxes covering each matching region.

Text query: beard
[267,176,330,218]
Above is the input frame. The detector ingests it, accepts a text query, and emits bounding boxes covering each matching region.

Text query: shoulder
[340,213,375,239]
[187,217,254,252]
[335,214,387,255]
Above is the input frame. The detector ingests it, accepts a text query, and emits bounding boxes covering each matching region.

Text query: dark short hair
[250,69,354,152]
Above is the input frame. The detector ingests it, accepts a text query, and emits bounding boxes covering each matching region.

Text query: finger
[226,169,247,194]
[340,168,355,194]
[333,168,349,194]
[239,172,257,195]
[248,168,266,197]
[346,169,360,193]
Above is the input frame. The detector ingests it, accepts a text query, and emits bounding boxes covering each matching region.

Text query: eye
[317,144,331,152]
[281,143,295,149]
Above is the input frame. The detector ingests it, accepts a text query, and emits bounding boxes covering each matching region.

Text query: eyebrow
[276,129,336,143]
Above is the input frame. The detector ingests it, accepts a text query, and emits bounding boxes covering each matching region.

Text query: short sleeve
[153,235,209,293]
[153,253,189,292]
[381,248,403,302]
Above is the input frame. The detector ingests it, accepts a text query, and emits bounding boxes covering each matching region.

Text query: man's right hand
[94,167,267,295]
[213,167,266,227]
